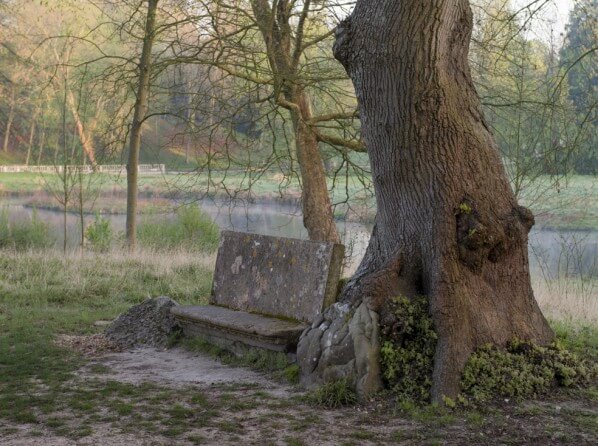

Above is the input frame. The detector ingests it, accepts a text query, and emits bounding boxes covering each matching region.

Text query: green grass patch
[306,378,357,409]
[552,322,598,359]
[0,247,213,435]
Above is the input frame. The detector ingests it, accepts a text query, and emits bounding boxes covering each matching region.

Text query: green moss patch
[461,339,597,403]
[378,296,595,407]
[379,296,437,403]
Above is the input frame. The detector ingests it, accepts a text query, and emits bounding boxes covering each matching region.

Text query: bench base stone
[172,305,307,354]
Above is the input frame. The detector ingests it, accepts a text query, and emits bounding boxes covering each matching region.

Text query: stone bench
[171,230,344,354]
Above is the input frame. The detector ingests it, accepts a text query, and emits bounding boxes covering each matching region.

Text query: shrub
[0,208,9,244]
[379,296,437,404]
[85,213,112,252]
[0,207,54,250]
[461,338,597,403]
[137,205,219,252]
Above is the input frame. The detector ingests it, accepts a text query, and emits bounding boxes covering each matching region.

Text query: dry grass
[79,247,217,271]
[533,277,597,326]
[3,247,593,327]
[0,247,215,309]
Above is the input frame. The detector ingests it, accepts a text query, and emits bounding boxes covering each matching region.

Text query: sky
[513,0,575,42]
[331,1,577,44]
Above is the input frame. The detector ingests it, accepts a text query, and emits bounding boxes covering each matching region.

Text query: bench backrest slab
[211,231,344,323]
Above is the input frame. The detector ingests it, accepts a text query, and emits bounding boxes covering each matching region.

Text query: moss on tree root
[379,296,437,403]
[379,296,596,406]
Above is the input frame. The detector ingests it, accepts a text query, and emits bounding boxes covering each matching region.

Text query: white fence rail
[0,164,166,174]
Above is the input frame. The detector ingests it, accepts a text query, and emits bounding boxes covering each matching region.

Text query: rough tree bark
[290,91,340,243]
[298,0,554,401]
[126,0,158,250]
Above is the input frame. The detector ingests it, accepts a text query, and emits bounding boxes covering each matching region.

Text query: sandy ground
[79,347,290,397]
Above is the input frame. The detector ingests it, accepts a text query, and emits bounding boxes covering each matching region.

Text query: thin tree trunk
[37,128,46,165]
[290,92,340,243]
[250,0,340,243]
[185,76,193,164]
[63,199,68,253]
[67,90,98,169]
[61,80,69,254]
[126,0,159,251]
[25,113,37,165]
[3,90,15,153]
[299,0,553,402]
[77,168,85,248]
[53,138,59,165]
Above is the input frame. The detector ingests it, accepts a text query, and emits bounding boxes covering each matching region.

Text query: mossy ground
[461,339,597,404]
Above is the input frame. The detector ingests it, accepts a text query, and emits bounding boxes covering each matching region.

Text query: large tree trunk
[298,0,553,401]
[126,0,158,251]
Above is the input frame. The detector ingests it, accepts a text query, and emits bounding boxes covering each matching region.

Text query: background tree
[161,0,365,243]
[559,0,597,174]
[126,0,160,250]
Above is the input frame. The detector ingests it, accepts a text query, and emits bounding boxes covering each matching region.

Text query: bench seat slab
[172,305,308,353]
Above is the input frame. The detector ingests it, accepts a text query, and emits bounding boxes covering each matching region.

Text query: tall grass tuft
[0,207,54,250]
[137,205,219,252]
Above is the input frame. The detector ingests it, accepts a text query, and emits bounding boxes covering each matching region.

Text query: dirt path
[2,347,596,446]
[79,347,290,397]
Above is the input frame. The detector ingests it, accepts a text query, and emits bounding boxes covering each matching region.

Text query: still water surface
[5,199,597,279]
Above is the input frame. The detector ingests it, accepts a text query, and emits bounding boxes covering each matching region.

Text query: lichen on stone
[379,296,437,403]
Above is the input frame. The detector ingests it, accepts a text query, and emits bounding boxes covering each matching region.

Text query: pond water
[4,199,597,279]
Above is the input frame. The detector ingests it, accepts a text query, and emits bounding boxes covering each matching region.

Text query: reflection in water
[4,200,596,279]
